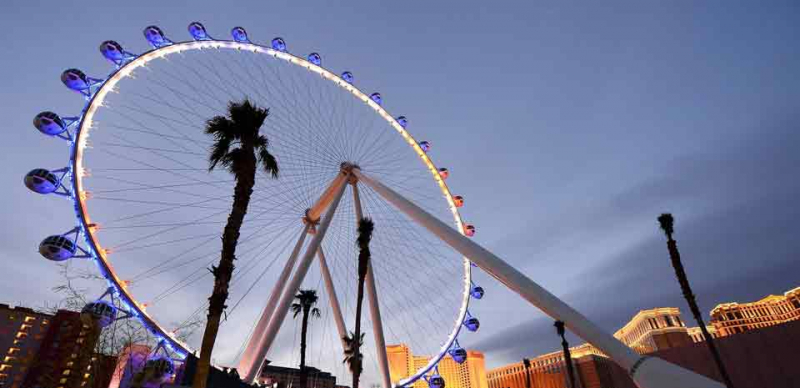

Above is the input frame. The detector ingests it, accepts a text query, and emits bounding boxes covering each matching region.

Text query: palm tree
[291,289,322,371]
[522,358,532,388]
[658,213,735,388]
[554,321,576,388]
[343,331,365,385]
[193,100,279,388]
[350,217,374,388]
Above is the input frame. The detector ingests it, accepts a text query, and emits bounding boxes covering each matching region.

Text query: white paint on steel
[353,169,725,388]
[353,184,393,388]
[237,223,310,377]
[243,176,348,383]
[317,246,349,350]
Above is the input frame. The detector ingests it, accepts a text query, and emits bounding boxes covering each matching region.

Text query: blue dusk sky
[1,0,799,376]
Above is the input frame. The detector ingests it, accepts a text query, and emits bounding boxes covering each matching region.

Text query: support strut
[238,223,311,378]
[352,169,724,388]
[244,175,348,383]
[317,246,348,350]
[352,182,393,388]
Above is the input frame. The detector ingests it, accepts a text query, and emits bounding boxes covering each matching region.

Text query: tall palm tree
[350,217,374,388]
[554,321,576,388]
[193,99,279,388]
[522,358,532,388]
[658,213,735,388]
[291,289,322,371]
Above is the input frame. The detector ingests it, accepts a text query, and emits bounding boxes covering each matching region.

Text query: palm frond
[311,308,321,318]
[206,116,235,172]
[342,332,365,373]
[291,303,302,318]
[658,213,675,237]
[218,148,250,175]
[257,137,279,178]
[228,99,268,141]
[357,218,374,247]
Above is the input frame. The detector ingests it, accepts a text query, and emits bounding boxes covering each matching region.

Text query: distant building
[613,307,693,353]
[0,304,52,387]
[258,363,337,388]
[710,286,800,336]
[487,343,610,388]
[21,309,106,388]
[0,304,115,388]
[386,344,487,388]
[487,285,800,388]
[686,325,720,343]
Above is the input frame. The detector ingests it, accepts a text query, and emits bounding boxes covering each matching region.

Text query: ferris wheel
[26,22,728,388]
[26,23,483,387]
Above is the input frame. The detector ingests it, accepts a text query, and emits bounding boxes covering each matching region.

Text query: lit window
[24,317,36,323]
[63,369,71,375]
[60,378,68,384]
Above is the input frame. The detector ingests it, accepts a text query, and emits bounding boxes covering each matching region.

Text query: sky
[2,0,800,377]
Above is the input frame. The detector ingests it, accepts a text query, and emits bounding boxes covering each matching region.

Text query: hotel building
[0,304,52,387]
[710,286,800,336]
[0,304,114,388]
[612,307,693,354]
[387,344,488,388]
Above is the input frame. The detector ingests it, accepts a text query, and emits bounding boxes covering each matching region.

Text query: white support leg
[352,183,393,388]
[316,246,348,350]
[238,223,311,379]
[353,169,724,388]
[244,177,349,383]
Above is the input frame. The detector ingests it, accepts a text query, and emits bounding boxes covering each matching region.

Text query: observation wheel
[27,23,485,387]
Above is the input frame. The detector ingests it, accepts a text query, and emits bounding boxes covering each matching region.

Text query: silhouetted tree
[291,289,321,371]
[194,100,279,388]
[350,217,374,388]
[658,213,734,388]
[554,321,576,388]
[343,331,364,387]
[522,358,532,388]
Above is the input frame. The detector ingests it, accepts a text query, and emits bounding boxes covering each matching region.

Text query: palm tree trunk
[522,358,532,388]
[666,237,736,388]
[559,335,576,388]
[301,305,310,371]
[353,275,365,388]
[193,158,256,388]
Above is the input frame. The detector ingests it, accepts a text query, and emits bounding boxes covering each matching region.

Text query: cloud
[470,116,800,369]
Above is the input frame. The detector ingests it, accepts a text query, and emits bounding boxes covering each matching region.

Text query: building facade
[686,325,719,343]
[710,286,800,336]
[21,309,105,388]
[0,305,114,388]
[612,307,693,354]
[0,304,52,387]
[387,344,487,388]
[258,364,337,388]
